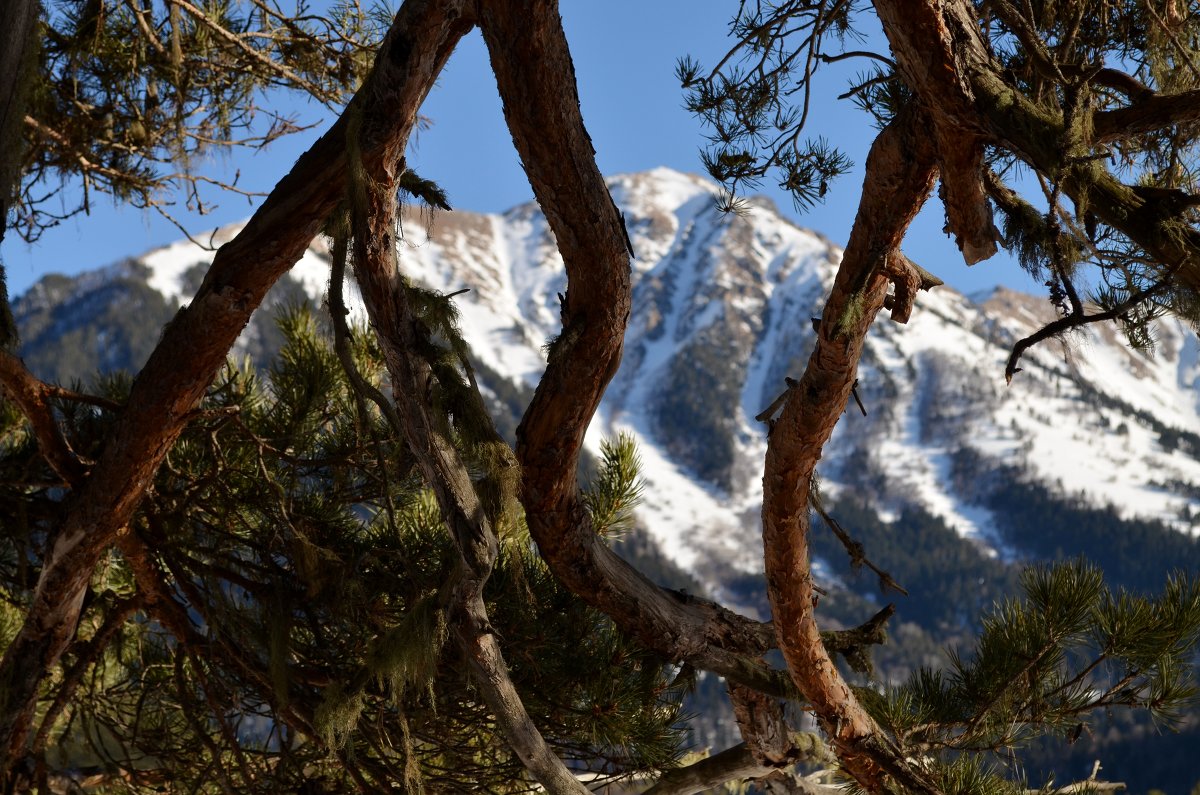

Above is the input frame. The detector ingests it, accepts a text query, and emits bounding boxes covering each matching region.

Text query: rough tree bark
[878,0,1200,290]
[761,106,941,792]
[872,0,997,265]
[0,0,40,348]
[481,0,801,707]
[0,0,474,775]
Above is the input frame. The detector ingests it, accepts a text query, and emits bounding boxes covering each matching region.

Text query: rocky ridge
[14,167,1200,596]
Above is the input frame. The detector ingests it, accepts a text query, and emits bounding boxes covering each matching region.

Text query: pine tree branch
[1004,265,1177,383]
[148,527,324,739]
[172,652,242,794]
[1026,760,1125,795]
[326,225,407,527]
[39,384,123,413]
[28,595,144,758]
[935,0,1200,294]
[165,0,329,101]
[984,0,1066,83]
[0,350,89,487]
[0,0,475,775]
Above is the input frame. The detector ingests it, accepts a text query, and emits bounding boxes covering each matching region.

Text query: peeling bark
[0,0,474,774]
[873,0,998,265]
[761,108,939,792]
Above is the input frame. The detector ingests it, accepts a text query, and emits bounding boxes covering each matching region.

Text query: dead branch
[810,488,907,597]
[0,350,89,486]
[881,250,942,324]
[1004,266,1177,383]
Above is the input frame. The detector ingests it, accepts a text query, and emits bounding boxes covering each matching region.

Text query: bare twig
[1005,266,1178,383]
[809,487,907,596]
[0,350,89,486]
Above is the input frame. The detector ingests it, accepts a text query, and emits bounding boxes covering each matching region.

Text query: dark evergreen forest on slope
[13,275,1200,794]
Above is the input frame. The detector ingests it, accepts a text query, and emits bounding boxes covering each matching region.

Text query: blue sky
[3,1,1040,299]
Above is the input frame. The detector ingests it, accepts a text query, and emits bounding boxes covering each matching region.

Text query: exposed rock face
[14,168,1200,592]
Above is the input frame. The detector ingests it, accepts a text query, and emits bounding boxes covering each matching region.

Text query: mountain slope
[14,168,1200,588]
[12,167,1200,791]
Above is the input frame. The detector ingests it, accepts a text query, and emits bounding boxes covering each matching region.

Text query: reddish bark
[0,0,474,773]
[761,108,939,791]
[482,0,796,706]
[338,5,609,787]
[873,0,997,265]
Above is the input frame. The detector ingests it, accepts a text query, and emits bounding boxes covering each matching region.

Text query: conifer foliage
[0,309,687,791]
[14,0,390,242]
[2,0,1200,793]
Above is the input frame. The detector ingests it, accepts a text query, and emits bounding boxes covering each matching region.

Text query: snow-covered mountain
[14,167,1200,593]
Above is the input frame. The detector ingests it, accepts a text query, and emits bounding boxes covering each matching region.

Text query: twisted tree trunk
[761,107,940,792]
[0,0,474,775]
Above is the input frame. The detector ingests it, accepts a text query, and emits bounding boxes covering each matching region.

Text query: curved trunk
[761,107,939,791]
[0,0,473,774]
[485,0,795,705]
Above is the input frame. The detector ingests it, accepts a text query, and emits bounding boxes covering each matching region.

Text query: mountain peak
[605,167,721,222]
[13,166,1200,582]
